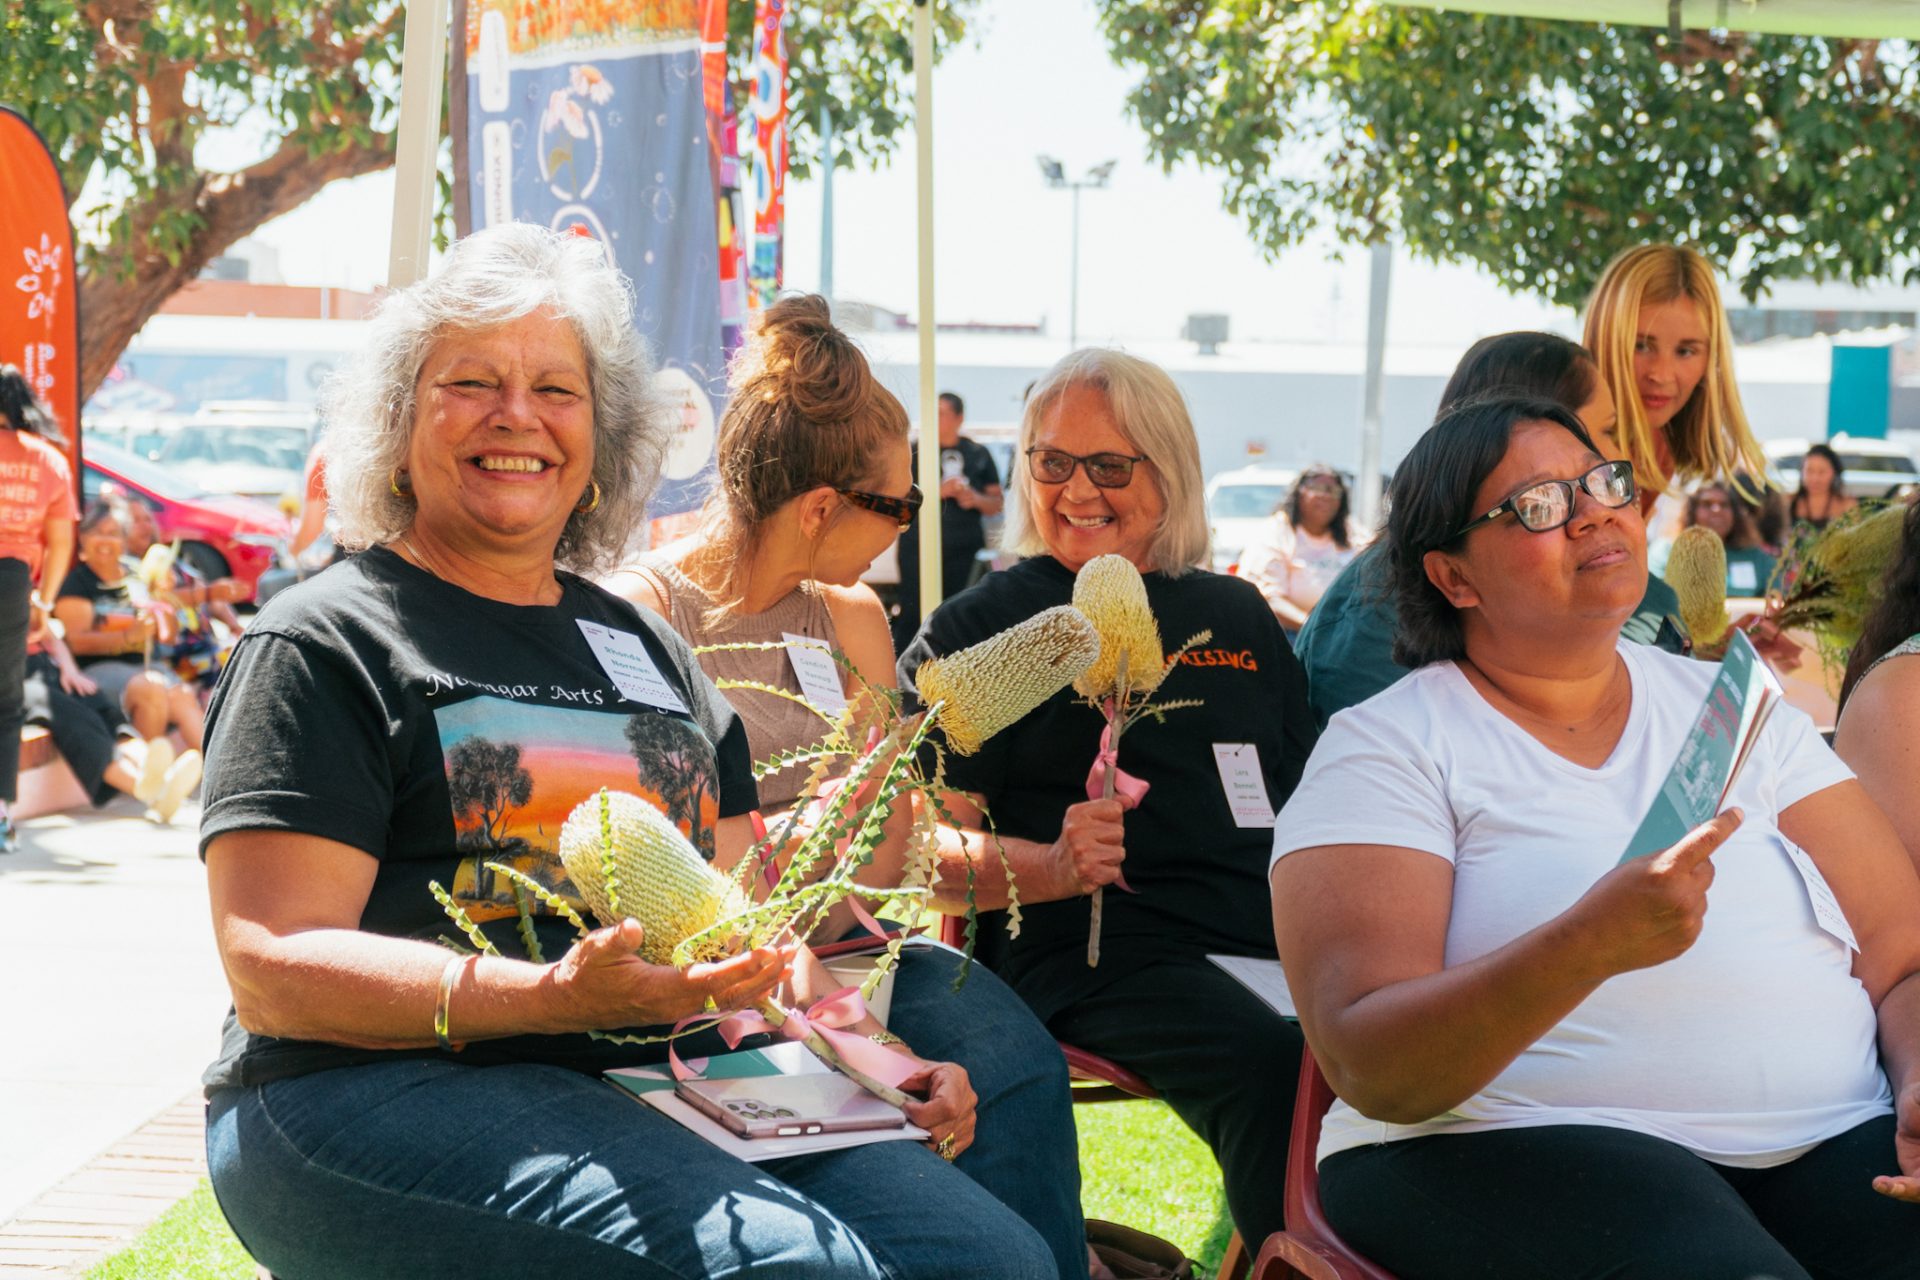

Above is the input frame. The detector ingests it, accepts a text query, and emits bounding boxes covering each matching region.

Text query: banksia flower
[1072,555,1166,701]
[138,542,176,592]
[916,605,1100,755]
[1667,525,1731,647]
[1773,503,1908,654]
[557,788,745,964]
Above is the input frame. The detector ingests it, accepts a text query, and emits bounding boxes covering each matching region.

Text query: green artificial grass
[84,1181,257,1280]
[89,1102,1230,1279]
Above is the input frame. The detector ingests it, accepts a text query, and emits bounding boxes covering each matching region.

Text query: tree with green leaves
[1094,3,1920,305]
[0,0,975,403]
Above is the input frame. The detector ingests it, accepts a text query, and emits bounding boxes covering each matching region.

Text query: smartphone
[675,1073,909,1139]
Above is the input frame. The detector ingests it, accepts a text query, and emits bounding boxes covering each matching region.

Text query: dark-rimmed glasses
[1025,447,1149,489]
[837,483,923,529]
[1446,460,1636,543]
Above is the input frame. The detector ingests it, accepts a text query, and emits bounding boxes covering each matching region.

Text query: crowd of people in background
[4,219,1917,1279]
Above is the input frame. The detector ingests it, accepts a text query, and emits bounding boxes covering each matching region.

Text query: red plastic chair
[1249,1048,1397,1280]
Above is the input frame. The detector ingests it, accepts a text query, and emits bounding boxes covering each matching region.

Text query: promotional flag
[453,1,725,524]
[746,0,786,310]
[702,0,747,353]
[0,107,82,495]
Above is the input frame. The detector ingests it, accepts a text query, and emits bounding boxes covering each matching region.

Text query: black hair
[78,495,129,536]
[1285,465,1352,549]
[1839,498,1920,713]
[938,391,964,417]
[1436,333,1598,420]
[0,364,63,442]
[1385,395,1599,668]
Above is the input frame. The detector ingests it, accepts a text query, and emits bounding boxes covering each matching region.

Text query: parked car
[1764,435,1920,500]
[1205,465,1298,573]
[81,439,291,600]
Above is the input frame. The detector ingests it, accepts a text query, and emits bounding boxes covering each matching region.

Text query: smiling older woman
[1272,394,1920,1279]
[897,348,1319,1247]
[198,224,1053,1280]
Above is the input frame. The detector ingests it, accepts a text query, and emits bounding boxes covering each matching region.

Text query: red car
[81,439,291,600]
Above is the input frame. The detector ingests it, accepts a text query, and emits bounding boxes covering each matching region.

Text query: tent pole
[389,0,450,287]
[913,0,942,621]
[1356,239,1391,531]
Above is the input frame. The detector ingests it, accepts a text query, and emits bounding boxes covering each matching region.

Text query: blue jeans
[206,946,1079,1279]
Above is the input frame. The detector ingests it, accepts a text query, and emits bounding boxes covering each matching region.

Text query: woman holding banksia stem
[898,348,1318,1246]
[197,225,1058,1280]
[606,294,1085,1277]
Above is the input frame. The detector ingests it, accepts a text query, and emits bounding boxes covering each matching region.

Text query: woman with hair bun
[607,294,1085,1279]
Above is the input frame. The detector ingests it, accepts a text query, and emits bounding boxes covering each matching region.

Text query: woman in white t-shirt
[1270,393,1920,1279]
[1240,465,1362,634]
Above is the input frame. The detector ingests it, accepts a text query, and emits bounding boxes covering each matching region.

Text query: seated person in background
[1272,393,1920,1280]
[1294,331,1684,729]
[1239,464,1363,634]
[121,499,245,690]
[900,348,1318,1247]
[606,295,1084,1277]
[1835,497,1920,872]
[1649,480,1778,596]
[24,626,199,822]
[54,498,205,752]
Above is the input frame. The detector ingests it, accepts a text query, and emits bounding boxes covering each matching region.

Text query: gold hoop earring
[574,480,602,515]
[390,469,413,499]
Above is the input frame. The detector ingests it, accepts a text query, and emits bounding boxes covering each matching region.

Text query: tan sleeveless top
[634,555,842,812]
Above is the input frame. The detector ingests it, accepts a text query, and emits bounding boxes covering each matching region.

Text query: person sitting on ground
[1272,393,1920,1280]
[119,498,246,690]
[898,347,1319,1249]
[1649,480,1779,597]
[200,223,1060,1280]
[23,626,198,822]
[1834,497,1920,872]
[1239,464,1364,634]
[605,294,1085,1277]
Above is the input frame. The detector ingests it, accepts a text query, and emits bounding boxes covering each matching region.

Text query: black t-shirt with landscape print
[197,547,758,1094]
[897,555,1318,1021]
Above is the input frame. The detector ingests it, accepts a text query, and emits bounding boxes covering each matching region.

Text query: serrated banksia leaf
[1667,525,1731,647]
[1071,554,1166,700]
[916,604,1100,755]
[557,788,745,964]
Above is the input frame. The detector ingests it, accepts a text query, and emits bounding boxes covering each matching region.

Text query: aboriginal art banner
[701,0,748,354]
[0,107,82,494]
[452,0,724,524]
[745,0,786,311]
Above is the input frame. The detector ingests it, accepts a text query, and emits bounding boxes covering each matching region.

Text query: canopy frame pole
[389,0,450,287]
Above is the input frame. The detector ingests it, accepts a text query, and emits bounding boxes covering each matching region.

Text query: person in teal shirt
[1647,481,1779,598]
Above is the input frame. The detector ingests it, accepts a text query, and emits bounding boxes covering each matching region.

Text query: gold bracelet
[434,954,467,1052]
[868,1029,905,1046]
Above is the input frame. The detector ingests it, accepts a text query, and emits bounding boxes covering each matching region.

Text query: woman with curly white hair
[197,224,1043,1279]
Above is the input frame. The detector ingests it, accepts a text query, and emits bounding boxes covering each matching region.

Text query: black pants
[1321,1117,1920,1279]
[22,652,130,807]
[1046,955,1304,1244]
[0,557,31,803]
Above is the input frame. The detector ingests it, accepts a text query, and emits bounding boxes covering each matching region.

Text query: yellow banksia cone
[1071,554,1166,701]
[916,604,1101,755]
[557,788,745,964]
[1667,525,1731,648]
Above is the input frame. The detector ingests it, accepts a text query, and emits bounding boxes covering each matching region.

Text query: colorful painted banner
[454,0,724,523]
[746,0,787,311]
[0,107,82,493]
[702,0,747,353]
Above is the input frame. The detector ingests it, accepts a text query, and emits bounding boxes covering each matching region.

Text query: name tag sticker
[1728,559,1759,593]
[1212,743,1274,829]
[783,632,849,715]
[576,620,690,714]
[1781,837,1859,953]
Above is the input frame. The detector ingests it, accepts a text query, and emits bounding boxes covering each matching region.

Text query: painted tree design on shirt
[447,737,535,860]
[623,712,714,858]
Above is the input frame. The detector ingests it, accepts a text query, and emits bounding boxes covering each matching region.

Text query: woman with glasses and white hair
[1272,394,1920,1278]
[198,224,1054,1280]
[898,348,1320,1247]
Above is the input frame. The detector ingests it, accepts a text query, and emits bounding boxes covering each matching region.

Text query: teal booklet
[1619,629,1783,863]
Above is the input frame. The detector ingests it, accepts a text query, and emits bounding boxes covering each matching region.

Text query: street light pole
[1038,157,1115,350]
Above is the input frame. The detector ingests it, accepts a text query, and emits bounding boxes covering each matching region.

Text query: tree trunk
[77,134,396,402]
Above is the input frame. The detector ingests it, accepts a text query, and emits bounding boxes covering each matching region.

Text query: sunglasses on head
[1024,447,1149,489]
[1446,459,1637,544]
[837,483,923,529]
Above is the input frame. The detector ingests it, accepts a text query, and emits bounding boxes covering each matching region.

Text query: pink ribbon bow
[1083,718,1145,894]
[671,986,918,1090]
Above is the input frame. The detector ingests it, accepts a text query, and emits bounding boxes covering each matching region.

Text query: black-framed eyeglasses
[1446,460,1636,543]
[837,483,923,529]
[1025,447,1149,489]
